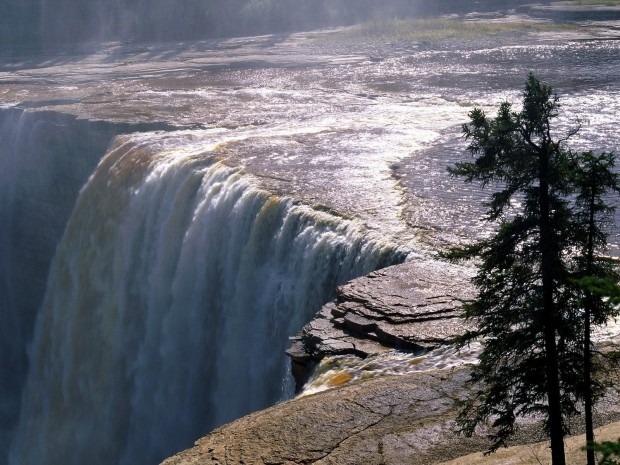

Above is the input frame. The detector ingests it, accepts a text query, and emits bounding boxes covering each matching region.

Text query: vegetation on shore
[569,0,620,6]
[340,17,577,42]
[438,420,620,465]
[446,74,620,465]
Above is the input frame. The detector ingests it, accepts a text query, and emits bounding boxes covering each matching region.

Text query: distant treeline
[0,0,538,52]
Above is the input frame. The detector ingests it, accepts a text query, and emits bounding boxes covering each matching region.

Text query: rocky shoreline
[162,346,620,465]
[159,258,493,465]
[161,257,620,465]
[161,366,489,465]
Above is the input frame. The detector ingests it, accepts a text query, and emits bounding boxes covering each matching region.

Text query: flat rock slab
[161,365,620,465]
[160,368,489,465]
[287,259,476,388]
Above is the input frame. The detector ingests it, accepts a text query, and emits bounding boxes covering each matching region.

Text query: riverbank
[439,420,620,465]
[161,364,620,465]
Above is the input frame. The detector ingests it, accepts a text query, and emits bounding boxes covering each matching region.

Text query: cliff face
[161,260,485,465]
[162,359,620,465]
[162,258,620,465]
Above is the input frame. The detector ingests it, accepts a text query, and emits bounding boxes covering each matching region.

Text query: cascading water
[0,108,148,462]
[9,134,405,465]
[0,107,176,463]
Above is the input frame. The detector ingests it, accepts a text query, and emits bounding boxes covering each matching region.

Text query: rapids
[301,317,620,397]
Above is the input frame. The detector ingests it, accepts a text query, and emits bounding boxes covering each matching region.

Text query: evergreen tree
[587,439,620,465]
[571,151,620,465]
[446,74,588,465]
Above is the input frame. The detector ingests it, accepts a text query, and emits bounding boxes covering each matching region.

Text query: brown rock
[287,259,476,388]
[160,368,489,465]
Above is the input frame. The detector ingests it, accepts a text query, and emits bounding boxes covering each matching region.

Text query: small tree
[446,74,596,465]
[587,439,620,465]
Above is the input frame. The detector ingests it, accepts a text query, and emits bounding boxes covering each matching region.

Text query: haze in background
[0,0,528,53]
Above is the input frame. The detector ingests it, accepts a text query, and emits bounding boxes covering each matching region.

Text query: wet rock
[286,259,476,389]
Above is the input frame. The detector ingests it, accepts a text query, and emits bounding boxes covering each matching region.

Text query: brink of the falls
[9,135,405,465]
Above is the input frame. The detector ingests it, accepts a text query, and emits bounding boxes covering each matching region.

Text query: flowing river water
[1,12,620,465]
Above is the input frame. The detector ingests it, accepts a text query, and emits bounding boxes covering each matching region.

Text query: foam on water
[302,316,620,397]
[301,343,482,397]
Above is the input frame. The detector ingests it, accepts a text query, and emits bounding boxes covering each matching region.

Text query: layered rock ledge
[286,259,476,389]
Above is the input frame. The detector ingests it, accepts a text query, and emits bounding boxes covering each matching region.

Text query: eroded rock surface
[159,253,620,465]
[160,363,620,465]
[287,259,476,388]
[161,368,488,465]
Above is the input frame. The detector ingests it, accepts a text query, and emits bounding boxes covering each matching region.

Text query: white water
[301,318,620,397]
[9,134,404,465]
[301,344,483,397]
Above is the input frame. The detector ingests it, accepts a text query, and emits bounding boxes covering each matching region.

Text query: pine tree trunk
[585,182,597,465]
[585,307,595,465]
[542,282,567,465]
[539,147,566,465]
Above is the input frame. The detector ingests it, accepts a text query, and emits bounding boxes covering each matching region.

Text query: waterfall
[0,108,175,464]
[10,134,405,465]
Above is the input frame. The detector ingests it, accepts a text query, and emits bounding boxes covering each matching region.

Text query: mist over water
[0,109,152,461]
[1,0,390,49]
[0,109,179,462]
[0,0,543,52]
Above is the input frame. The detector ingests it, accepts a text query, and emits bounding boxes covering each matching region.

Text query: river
[1,11,620,465]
